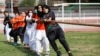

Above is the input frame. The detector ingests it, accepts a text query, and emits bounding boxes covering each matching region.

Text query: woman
[10,12,26,46]
[3,11,12,42]
[24,10,36,48]
[10,13,21,45]
[32,4,50,56]
[17,11,26,43]
[43,5,73,56]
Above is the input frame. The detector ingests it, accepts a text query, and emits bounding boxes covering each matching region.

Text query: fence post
[97,10,99,24]
[83,12,86,23]
[62,3,64,30]
[70,11,72,22]
[79,0,81,22]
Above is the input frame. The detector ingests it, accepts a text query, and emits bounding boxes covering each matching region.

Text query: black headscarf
[36,4,44,18]
[43,5,51,13]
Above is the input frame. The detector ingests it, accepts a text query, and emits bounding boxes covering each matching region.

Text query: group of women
[3,4,73,56]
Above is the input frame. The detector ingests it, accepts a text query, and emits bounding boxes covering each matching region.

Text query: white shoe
[45,51,50,56]
[36,52,42,56]
[45,54,49,56]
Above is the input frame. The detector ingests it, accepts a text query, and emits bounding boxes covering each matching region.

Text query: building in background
[6,0,19,8]
[6,0,20,13]
[48,0,100,6]
[4,0,100,7]
[0,0,6,12]
[0,0,100,33]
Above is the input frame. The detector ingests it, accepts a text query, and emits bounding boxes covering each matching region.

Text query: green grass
[0,32,100,56]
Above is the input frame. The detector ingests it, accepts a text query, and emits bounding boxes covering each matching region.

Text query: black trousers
[17,27,25,43]
[47,26,71,54]
[4,26,6,34]
[10,27,25,43]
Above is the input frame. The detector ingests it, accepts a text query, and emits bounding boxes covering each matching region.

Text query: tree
[20,0,35,7]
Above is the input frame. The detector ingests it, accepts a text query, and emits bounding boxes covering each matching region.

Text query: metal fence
[54,10,100,17]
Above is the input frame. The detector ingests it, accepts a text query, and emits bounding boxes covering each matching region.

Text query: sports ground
[0,32,100,56]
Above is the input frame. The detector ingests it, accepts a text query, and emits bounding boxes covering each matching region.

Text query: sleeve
[18,16,25,22]
[10,17,19,24]
[26,16,32,22]
[8,15,13,19]
[8,16,13,23]
[10,18,15,24]
[3,18,6,25]
[49,11,55,20]
[3,17,9,25]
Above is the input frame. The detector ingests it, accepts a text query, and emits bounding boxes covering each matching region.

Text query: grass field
[0,32,100,56]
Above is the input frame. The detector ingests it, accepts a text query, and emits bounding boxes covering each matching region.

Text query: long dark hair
[43,5,51,13]
[36,4,44,18]
[26,9,34,17]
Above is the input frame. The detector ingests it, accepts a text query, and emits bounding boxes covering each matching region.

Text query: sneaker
[45,54,49,56]
[13,42,17,46]
[7,40,10,43]
[68,53,73,56]
[45,51,50,56]
[24,44,29,48]
[57,51,62,56]
[36,52,42,56]
[36,54,42,56]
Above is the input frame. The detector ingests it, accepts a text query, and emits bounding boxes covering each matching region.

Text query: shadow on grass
[3,41,36,56]
[0,41,7,42]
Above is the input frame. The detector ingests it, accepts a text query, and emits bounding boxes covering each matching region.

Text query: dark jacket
[3,15,12,28]
[43,11,60,32]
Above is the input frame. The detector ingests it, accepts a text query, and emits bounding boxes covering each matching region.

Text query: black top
[43,11,60,31]
[3,15,12,28]
[43,11,55,20]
